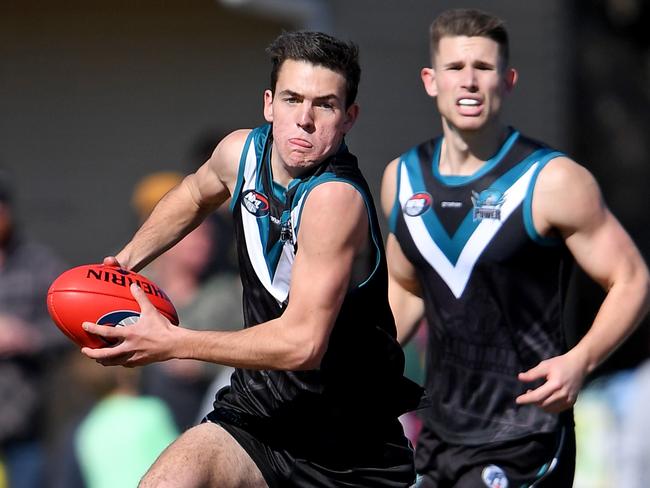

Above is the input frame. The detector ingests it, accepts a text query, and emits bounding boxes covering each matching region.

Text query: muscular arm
[115,130,248,272]
[83,181,369,370]
[517,157,650,411]
[381,158,425,344]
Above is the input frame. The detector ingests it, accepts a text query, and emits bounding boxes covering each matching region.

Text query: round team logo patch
[403,192,433,217]
[97,310,141,327]
[242,190,270,217]
[481,464,509,488]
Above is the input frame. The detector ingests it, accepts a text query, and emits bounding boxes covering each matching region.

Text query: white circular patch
[481,464,508,488]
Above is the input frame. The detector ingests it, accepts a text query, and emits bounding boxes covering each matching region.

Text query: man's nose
[461,67,478,90]
[297,103,315,132]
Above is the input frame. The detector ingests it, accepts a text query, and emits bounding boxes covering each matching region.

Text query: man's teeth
[458,99,480,106]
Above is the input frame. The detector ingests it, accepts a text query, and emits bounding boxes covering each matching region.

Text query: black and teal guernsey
[215,125,421,449]
[389,129,573,445]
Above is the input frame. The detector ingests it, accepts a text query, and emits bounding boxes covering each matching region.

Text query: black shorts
[204,407,416,488]
[414,424,575,488]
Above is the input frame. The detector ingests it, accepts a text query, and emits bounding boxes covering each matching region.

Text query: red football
[47,264,178,348]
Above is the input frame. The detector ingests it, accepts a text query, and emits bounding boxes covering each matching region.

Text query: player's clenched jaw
[264,59,358,182]
[422,36,516,134]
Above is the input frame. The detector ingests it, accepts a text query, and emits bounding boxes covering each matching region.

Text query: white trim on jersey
[399,162,539,298]
[240,142,294,304]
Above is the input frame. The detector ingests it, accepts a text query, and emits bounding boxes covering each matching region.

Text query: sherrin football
[47,264,178,348]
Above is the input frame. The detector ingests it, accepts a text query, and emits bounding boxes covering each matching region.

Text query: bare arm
[82,181,369,370]
[517,157,650,412]
[381,158,425,344]
[114,130,249,272]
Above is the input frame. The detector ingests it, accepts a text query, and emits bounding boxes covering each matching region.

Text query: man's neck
[438,121,510,176]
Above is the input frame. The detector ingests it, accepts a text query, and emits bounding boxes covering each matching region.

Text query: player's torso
[391,129,572,444]
[224,125,416,426]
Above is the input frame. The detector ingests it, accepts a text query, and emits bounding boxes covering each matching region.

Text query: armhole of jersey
[388,159,403,235]
[523,150,565,246]
[294,177,381,289]
[228,129,256,213]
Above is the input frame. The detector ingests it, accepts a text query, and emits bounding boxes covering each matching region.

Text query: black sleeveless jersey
[216,125,421,438]
[389,129,572,445]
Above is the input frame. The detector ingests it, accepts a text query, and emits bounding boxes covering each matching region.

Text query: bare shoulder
[305,180,365,215]
[536,156,599,193]
[208,129,252,180]
[187,129,251,207]
[533,156,605,235]
[300,181,367,245]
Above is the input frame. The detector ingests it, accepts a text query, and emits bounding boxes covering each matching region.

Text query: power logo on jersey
[403,192,433,217]
[481,465,509,488]
[471,189,505,221]
[242,190,270,217]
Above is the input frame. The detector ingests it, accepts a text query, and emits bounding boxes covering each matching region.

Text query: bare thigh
[139,422,268,488]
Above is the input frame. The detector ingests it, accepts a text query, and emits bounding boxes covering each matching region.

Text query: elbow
[286,337,327,371]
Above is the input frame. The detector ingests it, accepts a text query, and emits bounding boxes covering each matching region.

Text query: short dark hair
[429,9,510,70]
[266,31,361,108]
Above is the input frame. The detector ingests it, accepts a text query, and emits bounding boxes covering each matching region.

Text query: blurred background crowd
[1,0,649,486]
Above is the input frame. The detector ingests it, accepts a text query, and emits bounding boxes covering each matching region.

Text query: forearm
[571,269,650,374]
[388,276,424,344]
[118,181,214,271]
[174,318,323,371]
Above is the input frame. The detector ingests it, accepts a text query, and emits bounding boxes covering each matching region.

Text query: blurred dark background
[1,0,648,370]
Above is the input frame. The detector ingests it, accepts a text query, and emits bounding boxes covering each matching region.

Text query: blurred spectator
[0,172,69,488]
[617,359,650,487]
[573,369,638,487]
[131,171,243,431]
[50,356,178,488]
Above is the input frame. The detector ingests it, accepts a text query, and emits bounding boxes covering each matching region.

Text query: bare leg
[139,422,268,488]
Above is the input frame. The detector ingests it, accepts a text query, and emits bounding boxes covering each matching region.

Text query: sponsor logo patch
[403,192,433,217]
[242,190,270,217]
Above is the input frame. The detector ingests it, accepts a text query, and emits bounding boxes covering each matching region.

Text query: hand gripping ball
[47,264,178,348]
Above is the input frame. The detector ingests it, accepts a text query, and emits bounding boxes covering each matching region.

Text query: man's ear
[421,67,438,98]
[504,68,518,93]
[263,89,274,123]
[342,103,360,133]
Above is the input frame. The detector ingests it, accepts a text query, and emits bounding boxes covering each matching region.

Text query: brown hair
[429,8,510,70]
[266,31,361,108]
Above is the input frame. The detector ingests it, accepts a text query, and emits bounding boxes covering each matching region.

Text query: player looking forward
[382,8,650,487]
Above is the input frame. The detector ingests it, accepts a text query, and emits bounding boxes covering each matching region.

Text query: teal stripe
[388,159,402,234]
[432,129,520,186]
[523,151,564,245]
[229,129,257,213]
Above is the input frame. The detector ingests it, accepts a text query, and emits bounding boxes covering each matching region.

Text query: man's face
[264,59,358,175]
[422,36,516,132]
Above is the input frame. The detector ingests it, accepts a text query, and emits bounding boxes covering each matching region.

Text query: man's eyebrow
[473,60,496,69]
[313,94,341,103]
[278,89,341,102]
[442,61,464,68]
[278,89,302,98]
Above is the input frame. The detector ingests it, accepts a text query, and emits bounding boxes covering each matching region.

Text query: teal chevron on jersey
[396,133,561,298]
[399,161,539,297]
